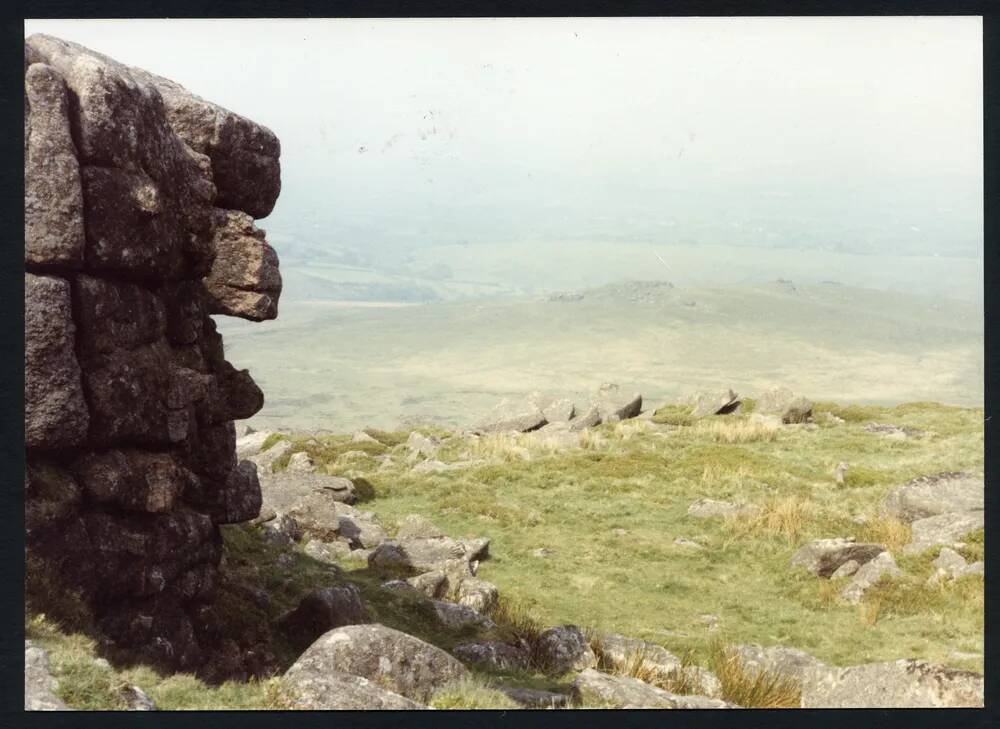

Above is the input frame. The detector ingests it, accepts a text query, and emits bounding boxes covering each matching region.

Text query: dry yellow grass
[696,419,780,444]
[708,639,802,708]
[724,495,814,543]
[857,515,912,552]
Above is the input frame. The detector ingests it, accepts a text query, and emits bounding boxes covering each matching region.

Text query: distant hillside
[216,280,982,433]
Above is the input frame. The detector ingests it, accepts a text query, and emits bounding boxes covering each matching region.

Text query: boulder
[337,514,388,550]
[594,383,643,423]
[529,394,575,423]
[688,498,760,520]
[248,439,291,475]
[368,534,489,575]
[277,585,368,649]
[406,570,449,599]
[303,539,352,564]
[840,552,902,604]
[235,430,277,459]
[926,547,981,585]
[25,274,89,449]
[903,511,984,555]
[800,660,983,708]
[830,560,860,579]
[756,388,813,423]
[283,671,426,710]
[430,600,496,631]
[790,538,886,578]
[456,577,499,613]
[259,472,358,540]
[395,514,446,540]
[120,685,156,711]
[405,431,438,459]
[881,473,983,522]
[690,389,740,418]
[568,404,602,431]
[284,624,470,703]
[571,669,734,709]
[287,452,315,473]
[595,633,682,680]
[453,641,530,671]
[260,513,301,547]
[536,625,597,673]
[25,641,70,711]
[475,398,547,433]
[732,644,827,684]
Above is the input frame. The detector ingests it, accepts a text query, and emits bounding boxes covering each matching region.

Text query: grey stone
[595,633,682,681]
[790,538,886,578]
[881,472,983,522]
[284,624,470,703]
[840,552,902,604]
[287,452,315,473]
[202,209,281,322]
[498,686,568,708]
[278,584,368,649]
[536,625,597,673]
[800,659,984,708]
[430,600,496,630]
[904,511,984,555]
[476,398,547,433]
[571,668,735,709]
[456,577,499,613]
[595,383,642,423]
[690,389,740,418]
[732,644,827,684]
[453,642,529,671]
[25,641,70,711]
[283,671,426,710]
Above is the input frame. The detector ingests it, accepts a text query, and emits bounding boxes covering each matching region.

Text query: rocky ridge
[24,34,281,678]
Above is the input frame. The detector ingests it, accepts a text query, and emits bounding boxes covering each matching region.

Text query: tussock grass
[857,515,912,552]
[696,418,780,444]
[724,495,815,543]
[488,596,544,661]
[707,639,801,708]
[651,404,695,427]
[429,677,520,709]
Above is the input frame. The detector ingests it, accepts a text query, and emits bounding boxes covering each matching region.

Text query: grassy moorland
[27,399,983,709]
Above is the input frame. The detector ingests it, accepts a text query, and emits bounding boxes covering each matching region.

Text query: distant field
[217,280,983,433]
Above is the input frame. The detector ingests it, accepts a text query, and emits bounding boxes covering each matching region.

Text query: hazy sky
[25,17,983,259]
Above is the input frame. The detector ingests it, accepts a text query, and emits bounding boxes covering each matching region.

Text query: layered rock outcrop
[24,34,281,675]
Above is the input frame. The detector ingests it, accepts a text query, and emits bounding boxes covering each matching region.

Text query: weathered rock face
[800,659,984,708]
[24,34,281,677]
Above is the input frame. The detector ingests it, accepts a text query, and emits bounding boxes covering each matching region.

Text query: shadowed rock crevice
[24,33,282,679]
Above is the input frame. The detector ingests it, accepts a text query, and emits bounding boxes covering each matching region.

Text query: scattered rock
[800,659,984,708]
[25,641,70,711]
[406,431,438,459]
[688,498,760,520]
[498,686,569,708]
[540,397,576,423]
[352,431,380,444]
[337,514,388,549]
[453,642,529,671]
[260,513,301,546]
[120,684,156,711]
[430,600,496,631]
[283,671,427,710]
[536,625,597,673]
[284,624,470,703]
[259,471,358,540]
[830,560,860,579]
[286,452,315,473]
[881,473,983,522]
[732,644,827,683]
[690,389,740,418]
[475,398,547,434]
[903,511,984,555]
[278,584,368,649]
[368,524,489,574]
[456,577,499,613]
[568,404,602,431]
[249,439,292,475]
[840,552,902,604]
[596,633,682,680]
[595,383,643,423]
[790,538,886,578]
[571,669,734,709]
[863,423,914,439]
[756,388,813,424]
[303,539,352,564]
[235,431,276,459]
[405,570,448,598]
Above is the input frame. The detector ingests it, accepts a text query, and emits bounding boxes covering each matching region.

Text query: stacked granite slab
[24,34,281,674]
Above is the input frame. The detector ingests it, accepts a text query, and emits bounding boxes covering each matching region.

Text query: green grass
[429,677,521,709]
[28,399,983,709]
